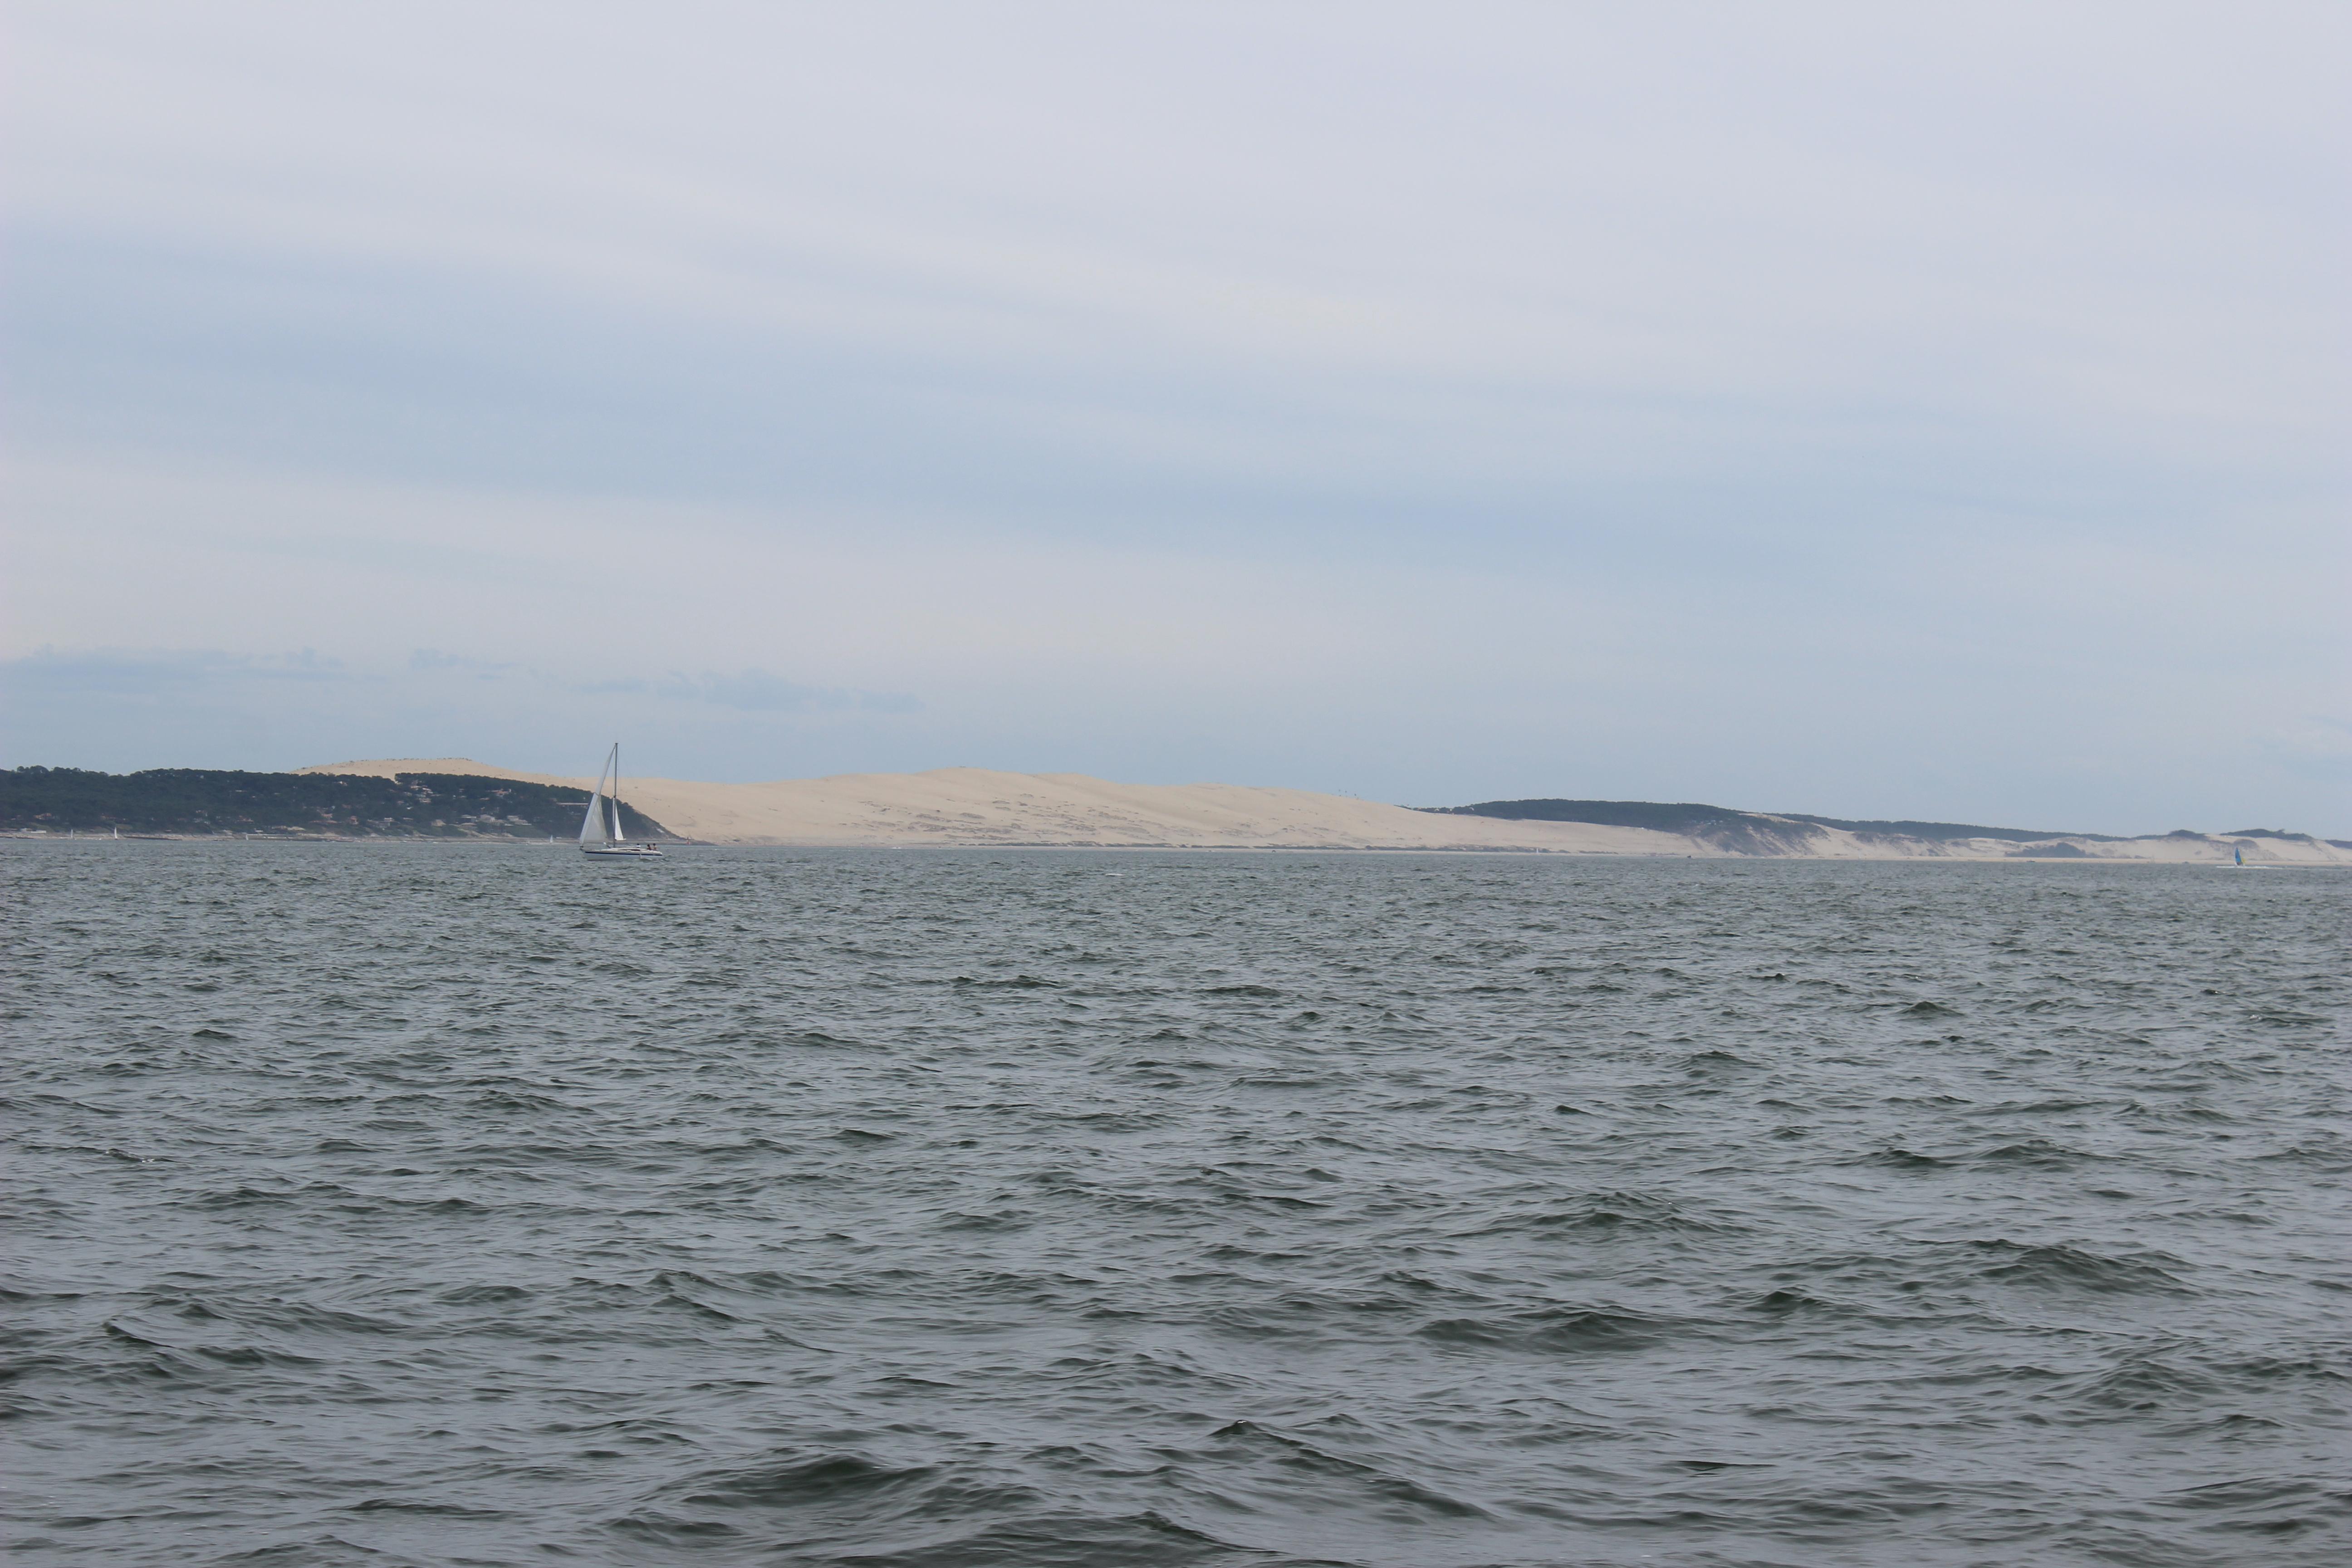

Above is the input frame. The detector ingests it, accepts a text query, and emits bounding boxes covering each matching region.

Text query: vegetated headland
[0,767,673,840]
[5,761,2346,862]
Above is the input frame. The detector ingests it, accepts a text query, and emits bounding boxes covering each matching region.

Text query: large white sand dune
[295,759,2352,863]
[298,759,1697,853]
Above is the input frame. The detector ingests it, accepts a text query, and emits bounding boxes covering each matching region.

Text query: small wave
[347,1498,507,1517]
[1975,1097,2103,1115]
[679,1451,950,1509]
[2198,1352,2352,1393]
[1681,1049,1755,1073]
[792,1508,1259,1568]
[191,1342,322,1367]
[184,1184,303,1210]
[606,1510,742,1544]
[215,1532,411,1563]
[435,1283,530,1304]
[1415,1305,1660,1353]
[637,1449,1066,1554]
[1200,1420,1492,1520]
[1463,1191,1722,1237]
[1966,1240,2190,1294]
[1971,1138,2097,1168]
[463,1086,566,1113]
[99,1319,166,1348]
[2074,1356,2219,1411]
[2156,1475,2352,1539]
[1854,1147,1952,1171]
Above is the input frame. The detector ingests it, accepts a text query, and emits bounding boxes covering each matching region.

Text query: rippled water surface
[5,843,2348,1567]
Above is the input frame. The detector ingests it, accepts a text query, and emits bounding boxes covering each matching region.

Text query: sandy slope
[295,759,2352,862]
[297,759,1697,853]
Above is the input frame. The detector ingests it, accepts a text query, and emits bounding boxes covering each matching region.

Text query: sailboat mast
[611,744,626,842]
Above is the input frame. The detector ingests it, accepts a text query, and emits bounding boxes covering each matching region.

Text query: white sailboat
[579,743,662,858]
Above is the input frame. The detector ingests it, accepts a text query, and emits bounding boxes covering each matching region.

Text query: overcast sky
[5,1,2347,832]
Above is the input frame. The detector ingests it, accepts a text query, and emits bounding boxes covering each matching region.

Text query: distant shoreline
[7,832,2346,869]
[9,761,2348,863]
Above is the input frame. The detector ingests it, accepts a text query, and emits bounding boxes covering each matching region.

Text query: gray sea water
[4,843,2347,1567]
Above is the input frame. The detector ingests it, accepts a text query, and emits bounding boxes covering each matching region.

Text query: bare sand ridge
[295,760,2352,863]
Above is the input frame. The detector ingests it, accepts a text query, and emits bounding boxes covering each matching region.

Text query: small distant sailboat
[579,744,662,858]
[2233,844,2244,867]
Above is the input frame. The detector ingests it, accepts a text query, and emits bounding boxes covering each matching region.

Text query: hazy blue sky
[5,1,2347,832]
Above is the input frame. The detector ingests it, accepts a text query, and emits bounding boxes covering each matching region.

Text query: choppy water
[4,844,2347,1567]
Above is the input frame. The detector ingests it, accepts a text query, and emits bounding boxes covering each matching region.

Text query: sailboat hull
[582,843,662,858]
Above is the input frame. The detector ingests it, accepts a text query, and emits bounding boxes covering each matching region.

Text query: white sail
[578,741,661,857]
[579,745,615,844]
